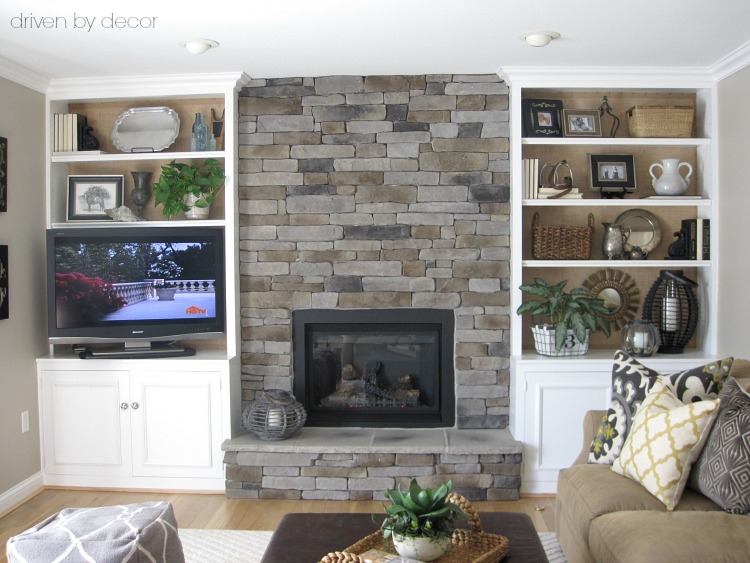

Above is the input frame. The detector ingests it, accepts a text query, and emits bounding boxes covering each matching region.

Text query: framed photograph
[589,154,637,193]
[0,136,7,212]
[67,175,124,221]
[562,109,602,137]
[522,99,563,137]
[0,245,7,320]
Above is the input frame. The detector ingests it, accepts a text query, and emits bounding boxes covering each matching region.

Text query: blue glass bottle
[191,112,208,151]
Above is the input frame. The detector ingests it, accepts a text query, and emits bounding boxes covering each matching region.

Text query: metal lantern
[621,319,660,357]
[642,270,699,354]
[242,389,306,441]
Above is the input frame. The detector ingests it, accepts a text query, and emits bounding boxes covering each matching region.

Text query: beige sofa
[556,361,750,563]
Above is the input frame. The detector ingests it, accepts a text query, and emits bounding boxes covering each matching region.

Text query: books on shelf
[523,158,583,199]
[681,218,710,260]
[52,113,96,153]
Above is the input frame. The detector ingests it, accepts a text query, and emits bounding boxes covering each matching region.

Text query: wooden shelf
[52,150,225,163]
[522,137,710,147]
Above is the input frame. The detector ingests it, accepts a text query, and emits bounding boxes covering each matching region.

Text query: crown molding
[0,56,49,93]
[499,66,716,89]
[710,41,750,81]
[46,72,251,100]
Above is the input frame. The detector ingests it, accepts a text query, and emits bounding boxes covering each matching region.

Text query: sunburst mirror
[582,268,639,330]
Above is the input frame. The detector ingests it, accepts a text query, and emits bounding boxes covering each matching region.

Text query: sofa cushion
[611,380,720,510]
[588,351,732,464]
[589,511,750,563]
[689,377,750,514]
[556,463,719,547]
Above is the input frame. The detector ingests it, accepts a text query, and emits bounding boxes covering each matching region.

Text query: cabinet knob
[120,402,129,410]
[131,402,140,410]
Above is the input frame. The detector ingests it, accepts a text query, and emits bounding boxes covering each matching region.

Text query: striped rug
[180,528,568,562]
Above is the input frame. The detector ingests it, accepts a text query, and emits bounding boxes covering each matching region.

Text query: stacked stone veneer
[229,74,517,499]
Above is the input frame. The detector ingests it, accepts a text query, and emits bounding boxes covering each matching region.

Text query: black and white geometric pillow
[689,377,750,514]
[588,350,733,464]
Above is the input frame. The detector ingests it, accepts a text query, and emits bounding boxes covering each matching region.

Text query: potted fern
[152,158,224,219]
[379,479,466,561]
[516,278,611,356]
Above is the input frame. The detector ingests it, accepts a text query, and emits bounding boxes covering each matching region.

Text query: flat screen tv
[46,226,225,358]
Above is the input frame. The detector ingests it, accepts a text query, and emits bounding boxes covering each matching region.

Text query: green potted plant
[516,277,611,356]
[152,158,225,219]
[379,479,466,561]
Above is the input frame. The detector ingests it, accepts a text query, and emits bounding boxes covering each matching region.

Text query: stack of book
[522,158,583,199]
[52,113,91,153]
[681,218,710,260]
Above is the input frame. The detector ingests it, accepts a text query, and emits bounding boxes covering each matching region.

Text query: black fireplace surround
[292,309,455,428]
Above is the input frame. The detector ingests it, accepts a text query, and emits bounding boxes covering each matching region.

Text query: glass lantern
[621,320,660,357]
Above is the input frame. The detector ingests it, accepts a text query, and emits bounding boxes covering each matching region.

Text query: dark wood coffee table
[260,511,548,562]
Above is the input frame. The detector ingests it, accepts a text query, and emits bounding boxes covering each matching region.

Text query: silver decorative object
[130,171,152,218]
[242,389,306,441]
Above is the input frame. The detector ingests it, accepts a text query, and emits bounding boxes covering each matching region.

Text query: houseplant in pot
[379,479,466,561]
[152,158,224,219]
[516,277,611,356]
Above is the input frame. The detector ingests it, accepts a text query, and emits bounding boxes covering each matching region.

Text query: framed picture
[562,109,602,137]
[522,99,563,137]
[589,154,637,193]
[0,136,7,212]
[67,175,124,221]
[0,245,7,320]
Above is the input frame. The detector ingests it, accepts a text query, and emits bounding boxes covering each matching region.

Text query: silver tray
[615,208,662,254]
[111,107,180,152]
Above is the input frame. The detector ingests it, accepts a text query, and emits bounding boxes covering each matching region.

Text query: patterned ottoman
[6,501,184,562]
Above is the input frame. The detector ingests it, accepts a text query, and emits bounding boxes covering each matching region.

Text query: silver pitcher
[602,222,630,260]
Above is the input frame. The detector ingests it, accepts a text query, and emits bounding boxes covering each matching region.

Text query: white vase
[392,534,451,562]
[183,193,211,220]
[649,158,692,196]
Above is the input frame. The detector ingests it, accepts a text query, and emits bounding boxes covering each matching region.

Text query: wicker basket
[319,493,510,563]
[531,212,594,260]
[626,105,694,138]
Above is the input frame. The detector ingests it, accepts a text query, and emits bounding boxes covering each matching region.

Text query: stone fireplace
[292,308,455,427]
[224,73,520,501]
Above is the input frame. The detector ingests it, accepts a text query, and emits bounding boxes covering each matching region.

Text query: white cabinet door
[40,369,131,476]
[129,370,223,479]
[520,366,611,493]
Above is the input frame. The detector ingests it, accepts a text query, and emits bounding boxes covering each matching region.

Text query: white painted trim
[0,472,44,517]
[500,66,716,88]
[710,42,750,82]
[0,56,49,93]
[46,72,250,100]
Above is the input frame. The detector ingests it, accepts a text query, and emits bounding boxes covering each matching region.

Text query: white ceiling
[2,0,750,85]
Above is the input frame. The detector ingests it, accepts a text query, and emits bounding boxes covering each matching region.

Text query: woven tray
[531,212,594,260]
[319,493,510,563]
[626,105,694,138]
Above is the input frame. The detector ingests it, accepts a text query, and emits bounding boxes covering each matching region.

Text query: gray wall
[0,76,47,500]
[717,65,750,357]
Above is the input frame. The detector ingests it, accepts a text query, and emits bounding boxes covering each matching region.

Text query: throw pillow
[688,377,750,514]
[611,379,720,511]
[588,351,733,464]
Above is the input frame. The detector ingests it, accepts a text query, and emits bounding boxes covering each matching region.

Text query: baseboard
[0,472,44,518]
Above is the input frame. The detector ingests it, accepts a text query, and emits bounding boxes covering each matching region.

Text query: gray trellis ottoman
[6,501,185,562]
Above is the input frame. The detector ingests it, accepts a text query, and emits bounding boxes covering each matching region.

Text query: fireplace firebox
[292,309,455,427]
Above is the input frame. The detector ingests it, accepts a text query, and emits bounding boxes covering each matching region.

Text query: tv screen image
[46,226,225,357]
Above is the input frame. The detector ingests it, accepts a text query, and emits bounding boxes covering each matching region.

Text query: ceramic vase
[649,158,692,196]
[392,534,451,562]
[183,193,211,220]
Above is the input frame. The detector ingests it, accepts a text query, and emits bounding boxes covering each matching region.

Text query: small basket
[531,212,594,260]
[241,389,306,441]
[626,105,695,138]
[319,493,510,563]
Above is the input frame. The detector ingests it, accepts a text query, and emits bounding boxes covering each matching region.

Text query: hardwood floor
[0,488,556,563]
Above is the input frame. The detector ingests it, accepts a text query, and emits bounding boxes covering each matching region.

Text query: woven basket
[319,493,510,563]
[627,105,694,138]
[531,212,594,260]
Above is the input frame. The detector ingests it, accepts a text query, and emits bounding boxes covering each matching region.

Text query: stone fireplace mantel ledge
[222,427,522,455]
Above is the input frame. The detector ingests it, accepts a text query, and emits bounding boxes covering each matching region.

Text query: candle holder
[621,319,660,357]
[242,389,307,441]
[642,270,699,354]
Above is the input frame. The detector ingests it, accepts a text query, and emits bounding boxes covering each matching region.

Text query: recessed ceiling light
[181,39,219,55]
[521,31,561,47]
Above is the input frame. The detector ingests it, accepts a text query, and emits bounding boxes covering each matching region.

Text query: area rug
[179,529,568,562]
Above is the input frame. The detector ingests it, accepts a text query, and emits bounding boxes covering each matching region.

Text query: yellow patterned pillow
[611,379,720,510]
